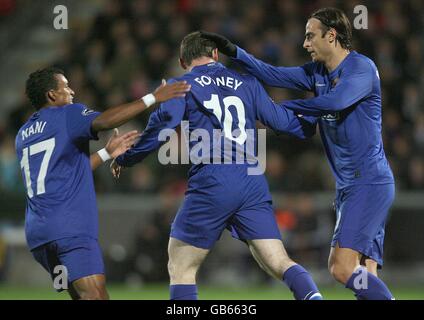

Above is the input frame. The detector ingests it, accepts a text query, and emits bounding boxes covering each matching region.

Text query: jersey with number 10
[15,104,100,250]
[116,62,316,171]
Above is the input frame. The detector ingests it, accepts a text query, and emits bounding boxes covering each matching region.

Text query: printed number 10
[203,94,247,145]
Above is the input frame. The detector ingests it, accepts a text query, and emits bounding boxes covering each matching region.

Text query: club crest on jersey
[321,112,340,121]
[81,108,95,116]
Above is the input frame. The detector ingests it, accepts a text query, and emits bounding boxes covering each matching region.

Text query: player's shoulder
[348,51,377,72]
[167,73,200,93]
[221,67,261,87]
[61,103,97,117]
[34,103,89,116]
[17,107,60,133]
[15,108,57,147]
[168,74,190,84]
[62,103,89,111]
[229,67,255,81]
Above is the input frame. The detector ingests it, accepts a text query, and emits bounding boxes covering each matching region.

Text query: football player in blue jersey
[112,31,323,300]
[201,7,395,300]
[15,67,190,299]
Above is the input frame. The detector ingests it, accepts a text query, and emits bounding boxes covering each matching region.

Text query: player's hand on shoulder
[153,79,191,103]
[199,31,237,57]
[105,128,140,159]
[110,158,122,179]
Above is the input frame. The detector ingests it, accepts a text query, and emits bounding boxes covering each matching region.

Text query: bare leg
[361,256,378,277]
[328,243,393,300]
[328,243,362,284]
[247,239,321,300]
[247,239,296,280]
[168,237,209,285]
[70,274,109,300]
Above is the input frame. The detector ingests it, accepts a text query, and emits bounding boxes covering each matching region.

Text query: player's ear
[212,48,219,61]
[179,58,187,70]
[46,90,55,102]
[327,28,337,44]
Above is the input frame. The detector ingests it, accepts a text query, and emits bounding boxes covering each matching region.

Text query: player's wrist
[97,148,112,162]
[141,93,156,108]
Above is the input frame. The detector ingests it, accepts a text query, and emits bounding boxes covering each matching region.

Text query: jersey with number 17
[15,104,101,250]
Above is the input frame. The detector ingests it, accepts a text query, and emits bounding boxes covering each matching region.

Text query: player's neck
[325,49,350,72]
[188,57,216,71]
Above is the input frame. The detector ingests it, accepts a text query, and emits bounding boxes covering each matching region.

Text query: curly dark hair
[311,7,353,50]
[25,67,64,110]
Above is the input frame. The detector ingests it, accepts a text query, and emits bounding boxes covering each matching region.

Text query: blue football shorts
[171,164,282,249]
[331,183,395,267]
[31,236,105,290]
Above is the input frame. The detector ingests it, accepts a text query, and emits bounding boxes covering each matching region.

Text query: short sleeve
[64,103,101,141]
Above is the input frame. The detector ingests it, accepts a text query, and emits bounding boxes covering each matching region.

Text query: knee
[329,261,355,285]
[168,258,198,283]
[167,259,176,279]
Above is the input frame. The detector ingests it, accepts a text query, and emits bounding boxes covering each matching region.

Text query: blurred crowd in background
[0,0,423,284]
[1,0,423,196]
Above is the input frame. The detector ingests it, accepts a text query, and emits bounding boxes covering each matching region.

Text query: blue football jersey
[116,62,317,172]
[15,103,101,250]
[235,48,394,189]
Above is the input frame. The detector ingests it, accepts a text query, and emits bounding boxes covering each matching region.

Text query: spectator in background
[1,0,422,295]
[5,0,416,193]
[0,134,21,192]
[0,0,15,16]
[131,184,182,282]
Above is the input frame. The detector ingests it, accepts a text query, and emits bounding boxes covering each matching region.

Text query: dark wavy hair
[25,67,64,110]
[311,7,353,50]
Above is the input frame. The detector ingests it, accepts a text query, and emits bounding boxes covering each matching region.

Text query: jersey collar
[191,62,223,73]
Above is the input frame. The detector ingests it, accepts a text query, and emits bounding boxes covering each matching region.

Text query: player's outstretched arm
[201,31,314,91]
[112,91,187,170]
[236,47,314,91]
[91,80,190,133]
[253,78,318,139]
[282,59,373,116]
[90,128,140,170]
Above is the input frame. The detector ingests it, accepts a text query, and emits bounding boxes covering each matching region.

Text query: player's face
[303,18,332,63]
[49,74,75,106]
